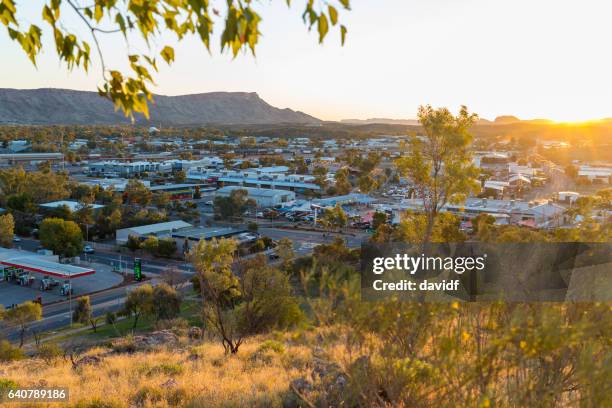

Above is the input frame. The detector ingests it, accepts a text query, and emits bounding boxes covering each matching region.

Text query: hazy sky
[1,0,612,122]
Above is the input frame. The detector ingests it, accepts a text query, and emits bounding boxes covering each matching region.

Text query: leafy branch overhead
[1,0,351,119]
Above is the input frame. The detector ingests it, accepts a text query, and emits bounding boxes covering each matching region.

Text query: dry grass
[0,335,315,408]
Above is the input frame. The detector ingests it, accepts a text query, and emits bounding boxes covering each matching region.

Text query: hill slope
[0,88,320,125]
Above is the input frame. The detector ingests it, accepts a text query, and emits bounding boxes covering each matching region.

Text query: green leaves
[317,13,328,43]
[0,0,18,26]
[7,25,42,65]
[328,5,338,25]
[220,2,261,57]
[160,46,175,64]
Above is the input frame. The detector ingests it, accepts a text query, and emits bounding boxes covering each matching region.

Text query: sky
[1,0,612,122]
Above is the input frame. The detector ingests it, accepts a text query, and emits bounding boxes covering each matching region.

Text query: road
[4,228,365,343]
[2,283,140,343]
[259,227,366,255]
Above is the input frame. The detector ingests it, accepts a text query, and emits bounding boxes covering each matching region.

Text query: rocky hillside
[0,88,320,125]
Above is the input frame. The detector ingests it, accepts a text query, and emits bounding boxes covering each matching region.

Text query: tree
[125,180,152,207]
[124,284,154,329]
[193,185,202,199]
[236,256,302,336]
[395,105,480,243]
[142,235,159,255]
[73,296,92,325]
[472,213,496,241]
[0,213,14,248]
[191,238,241,353]
[313,166,329,189]
[156,238,177,258]
[376,212,466,244]
[153,192,171,209]
[5,301,43,347]
[276,237,295,270]
[39,217,83,258]
[321,204,348,231]
[173,170,186,184]
[372,211,388,230]
[0,167,69,205]
[126,234,141,252]
[152,283,182,321]
[191,240,300,354]
[2,1,350,119]
[334,168,352,195]
[213,189,254,220]
[358,174,376,194]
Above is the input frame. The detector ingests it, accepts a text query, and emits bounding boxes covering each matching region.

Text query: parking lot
[0,262,124,307]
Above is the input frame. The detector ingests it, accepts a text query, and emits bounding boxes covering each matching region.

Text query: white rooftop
[122,220,192,235]
[40,201,105,211]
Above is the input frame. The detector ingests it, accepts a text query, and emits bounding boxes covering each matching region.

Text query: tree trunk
[19,327,26,348]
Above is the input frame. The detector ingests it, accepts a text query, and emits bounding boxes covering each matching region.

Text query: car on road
[204,200,213,206]
[83,245,95,254]
[12,235,21,242]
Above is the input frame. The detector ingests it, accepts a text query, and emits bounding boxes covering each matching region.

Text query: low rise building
[578,166,611,184]
[216,186,296,208]
[115,220,193,244]
[399,197,565,228]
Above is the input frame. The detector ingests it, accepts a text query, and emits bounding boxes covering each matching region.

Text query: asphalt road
[3,228,365,344]
[2,283,140,343]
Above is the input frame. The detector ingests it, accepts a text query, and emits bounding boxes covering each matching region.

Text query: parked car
[83,245,95,254]
[12,235,21,242]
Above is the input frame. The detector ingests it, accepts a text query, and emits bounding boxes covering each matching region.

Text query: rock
[160,379,178,388]
[290,377,313,394]
[335,375,347,389]
[312,357,340,380]
[74,356,102,368]
[134,330,179,347]
[188,327,202,340]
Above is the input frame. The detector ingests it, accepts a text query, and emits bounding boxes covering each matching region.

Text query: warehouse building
[116,220,193,244]
[215,186,296,208]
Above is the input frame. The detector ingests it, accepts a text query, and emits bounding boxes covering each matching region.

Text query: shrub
[156,238,177,258]
[146,362,184,377]
[73,399,125,408]
[132,385,164,405]
[36,343,63,362]
[0,379,19,400]
[257,339,286,354]
[0,340,24,362]
[154,317,189,334]
[126,235,141,252]
[152,283,182,320]
[141,235,159,255]
[105,311,117,325]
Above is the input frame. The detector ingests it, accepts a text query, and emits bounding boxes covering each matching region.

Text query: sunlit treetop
[0,0,350,119]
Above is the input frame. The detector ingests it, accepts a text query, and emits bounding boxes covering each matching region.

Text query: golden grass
[0,336,315,408]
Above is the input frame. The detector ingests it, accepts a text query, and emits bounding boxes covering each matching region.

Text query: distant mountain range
[342,116,562,126]
[0,88,320,125]
[341,118,421,126]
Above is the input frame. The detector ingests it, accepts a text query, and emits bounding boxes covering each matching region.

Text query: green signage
[134,258,142,281]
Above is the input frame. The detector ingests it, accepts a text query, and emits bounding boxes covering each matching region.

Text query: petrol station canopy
[0,248,94,279]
